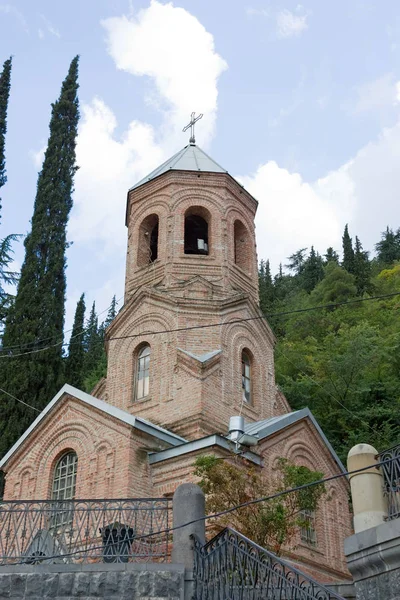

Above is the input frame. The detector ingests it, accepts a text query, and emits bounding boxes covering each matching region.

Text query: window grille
[300,509,317,546]
[241,351,251,403]
[51,452,78,527]
[136,345,150,399]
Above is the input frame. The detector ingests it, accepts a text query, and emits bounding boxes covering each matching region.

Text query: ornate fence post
[347,443,388,533]
[172,483,205,600]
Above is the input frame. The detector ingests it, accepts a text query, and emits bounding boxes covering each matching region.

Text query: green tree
[302,246,324,293]
[342,224,355,274]
[259,259,275,313]
[375,226,400,265]
[0,57,79,458]
[324,247,339,265]
[0,56,12,218]
[353,236,371,296]
[82,296,117,393]
[0,56,19,328]
[194,455,325,555]
[65,294,86,388]
[285,248,307,275]
[83,302,101,377]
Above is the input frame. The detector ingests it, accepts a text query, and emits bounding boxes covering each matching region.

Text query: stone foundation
[0,563,184,600]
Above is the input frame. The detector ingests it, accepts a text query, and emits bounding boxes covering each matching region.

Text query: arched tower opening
[137,214,159,267]
[184,207,210,255]
[234,220,251,272]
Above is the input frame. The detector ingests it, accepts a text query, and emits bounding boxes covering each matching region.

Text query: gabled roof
[129,143,228,191]
[245,408,345,472]
[0,384,186,469]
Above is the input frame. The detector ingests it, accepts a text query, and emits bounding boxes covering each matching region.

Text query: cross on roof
[182,112,203,145]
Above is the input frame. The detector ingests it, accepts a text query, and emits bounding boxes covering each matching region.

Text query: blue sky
[1,0,400,327]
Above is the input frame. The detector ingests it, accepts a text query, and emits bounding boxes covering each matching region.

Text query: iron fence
[378,444,400,520]
[192,528,345,600]
[0,498,171,565]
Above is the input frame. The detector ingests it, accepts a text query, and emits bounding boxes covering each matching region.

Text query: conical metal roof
[130,143,228,191]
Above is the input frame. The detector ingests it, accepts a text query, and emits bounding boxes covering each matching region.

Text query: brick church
[0,136,352,581]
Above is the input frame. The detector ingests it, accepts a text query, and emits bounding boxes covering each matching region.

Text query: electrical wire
[6,453,398,564]
[0,387,41,413]
[0,296,123,358]
[105,291,400,344]
[0,291,398,359]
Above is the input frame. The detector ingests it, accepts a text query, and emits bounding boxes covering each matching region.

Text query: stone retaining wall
[0,563,184,600]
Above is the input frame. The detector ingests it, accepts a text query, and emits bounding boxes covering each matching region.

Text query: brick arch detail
[128,196,170,227]
[169,187,226,213]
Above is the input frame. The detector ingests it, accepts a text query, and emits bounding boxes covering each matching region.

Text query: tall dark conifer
[83,302,101,377]
[342,224,355,274]
[0,56,12,219]
[65,294,86,388]
[0,57,79,457]
[0,56,18,327]
[354,236,371,296]
[259,260,275,313]
[302,246,324,292]
[375,226,400,265]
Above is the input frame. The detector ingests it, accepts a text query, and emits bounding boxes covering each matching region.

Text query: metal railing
[0,498,171,565]
[378,444,400,520]
[192,528,345,600]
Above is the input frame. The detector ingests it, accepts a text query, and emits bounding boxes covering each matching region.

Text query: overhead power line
[0,295,123,357]
[105,291,400,343]
[0,291,398,359]
[9,453,398,564]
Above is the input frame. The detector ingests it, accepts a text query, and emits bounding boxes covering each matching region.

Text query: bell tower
[104,140,282,440]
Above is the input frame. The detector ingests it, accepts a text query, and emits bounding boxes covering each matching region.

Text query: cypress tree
[103,295,117,329]
[354,236,371,296]
[65,294,86,388]
[0,56,18,327]
[342,224,355,274]
[0,57,79,458]
[0,56,12,220]
[259,260,275,313]
[83,302,101,376]
[302,246,324,292]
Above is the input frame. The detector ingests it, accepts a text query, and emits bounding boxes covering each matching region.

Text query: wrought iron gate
[192,528,345,600]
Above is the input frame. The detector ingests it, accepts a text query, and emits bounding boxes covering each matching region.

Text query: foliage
[259,225,400,462]
[193,455,325,555]
[0,56,12,219]
[65,294,86,388]
[0,57,79,459]
[342,224,355,274]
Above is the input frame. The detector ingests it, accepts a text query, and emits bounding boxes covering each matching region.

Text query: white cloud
[30,145,46,169]
[70,98,163,249]
[39,14,61,38]
[0,4,28,32]
[241,111,400,270]
[68,1,226,250]
[238,163,342,269]
[101,0,227,151]
[350,73,399,114]
[276,8,308,38]
[246,7,270,17]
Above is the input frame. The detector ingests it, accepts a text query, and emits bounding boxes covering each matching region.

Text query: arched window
[241,350,252,403]
[184,207,210,255]
[135,344,151,400]
[52,452,78,501]
[300,509,317,546]
[137,214,159,266]
[234,220,251,272]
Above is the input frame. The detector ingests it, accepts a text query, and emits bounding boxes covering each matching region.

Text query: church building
[0,132,353,582]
